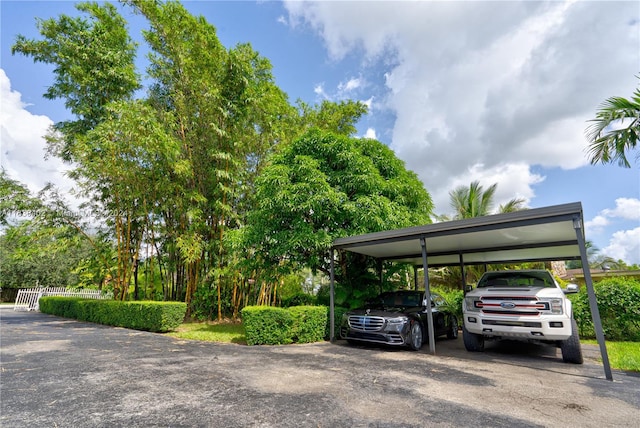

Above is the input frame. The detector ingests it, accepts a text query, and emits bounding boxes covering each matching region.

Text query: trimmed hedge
[39,297,186,333]
[242,306,293,345]
[288,305,327,343]
[242,305,331,345]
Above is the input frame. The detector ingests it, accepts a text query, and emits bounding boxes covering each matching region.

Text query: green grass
[167,322,246,344]
[583,340,640,372]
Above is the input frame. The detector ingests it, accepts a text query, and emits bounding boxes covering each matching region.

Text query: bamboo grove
[8,1,433,319]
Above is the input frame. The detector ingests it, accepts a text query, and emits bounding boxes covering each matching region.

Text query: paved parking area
[1,306,639,427]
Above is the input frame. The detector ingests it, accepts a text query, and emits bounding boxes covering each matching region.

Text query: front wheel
[408,321,423,351]
[560,318,583,364]
[462,325,484,352]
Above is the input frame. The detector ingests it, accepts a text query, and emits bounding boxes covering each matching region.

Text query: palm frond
[586,86,640,168]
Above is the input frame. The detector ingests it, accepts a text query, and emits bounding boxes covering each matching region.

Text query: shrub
[242,306,293,345]
[39,297,186,332]
[326,306,349,340]
[570,277,640,341]
[281,292,316,308]
[288,306,327,343]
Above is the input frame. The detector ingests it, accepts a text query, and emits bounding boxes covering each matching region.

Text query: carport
[328,202,613,380]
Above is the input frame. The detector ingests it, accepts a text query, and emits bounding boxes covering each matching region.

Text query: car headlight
[464,297,481,312]
[548,298,563,314]
[386,317,408,325]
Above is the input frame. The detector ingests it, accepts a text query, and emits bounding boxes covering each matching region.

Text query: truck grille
[482,320,542,328]
[348,315,385,331]
[475,296,548,316]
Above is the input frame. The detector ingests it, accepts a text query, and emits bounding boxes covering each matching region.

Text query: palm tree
[498,198,526,213]
[586,84,640,168]
[449,181,497,219]
[449,181,526,219]
[440,181,527,289]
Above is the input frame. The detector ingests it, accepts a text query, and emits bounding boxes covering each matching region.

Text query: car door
[430,294,448,335]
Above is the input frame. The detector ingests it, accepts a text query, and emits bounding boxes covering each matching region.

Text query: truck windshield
[477,272,555,288]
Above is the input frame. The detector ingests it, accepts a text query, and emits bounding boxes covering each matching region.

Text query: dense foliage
[570,277,640,341]
[245,129,433,308]
[0,171,111,290]
[288,306,328,344]
[8,1,373,318]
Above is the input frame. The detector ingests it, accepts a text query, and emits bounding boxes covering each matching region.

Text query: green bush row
[39,297,186,333]
[569,277,640,341]
[242,305,329,345]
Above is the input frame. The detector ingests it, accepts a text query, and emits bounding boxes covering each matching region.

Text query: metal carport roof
[329,202,613,380]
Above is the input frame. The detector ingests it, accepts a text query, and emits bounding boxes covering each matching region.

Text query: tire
[447,315,459,339]
[560,318,583,364]
[462,324,484,352]
[408,321,423,351]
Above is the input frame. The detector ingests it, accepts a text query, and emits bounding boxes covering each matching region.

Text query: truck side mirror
[563,283,579,294]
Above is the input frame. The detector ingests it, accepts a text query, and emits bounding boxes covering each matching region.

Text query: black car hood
[347,307,422,317]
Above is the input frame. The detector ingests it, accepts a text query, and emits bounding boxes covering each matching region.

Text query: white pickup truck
[462,269,583,364]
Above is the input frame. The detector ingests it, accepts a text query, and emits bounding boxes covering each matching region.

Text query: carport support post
[574,217,612,381]
[330,248,335,342]
[459,253,466,293]
[420,236,436,354]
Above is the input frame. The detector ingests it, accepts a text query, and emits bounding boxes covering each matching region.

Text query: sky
[1,0,639,265]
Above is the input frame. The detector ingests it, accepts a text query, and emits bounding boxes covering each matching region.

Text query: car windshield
[477,272,555,288]
[375,291,423,307]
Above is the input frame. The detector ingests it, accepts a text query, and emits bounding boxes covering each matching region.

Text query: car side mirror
[465,285,474,292]
[563,283,579,294]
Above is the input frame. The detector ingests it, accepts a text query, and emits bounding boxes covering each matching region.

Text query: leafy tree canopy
[244,129,433,304]
[12,1,140,162]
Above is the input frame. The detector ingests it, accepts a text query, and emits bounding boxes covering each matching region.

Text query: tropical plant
[447,180,525,220]
[435,181,526,288]
[586,82,640,168]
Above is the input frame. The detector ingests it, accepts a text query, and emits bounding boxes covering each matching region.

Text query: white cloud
[284,1,639,214]
[585,215,610,235]
[362,96,374,110]
[363,128,377,140]
[313,83,327,99]
[601,227,640,265]
[586,199,640,263]
[315,76,367,102]
[587,198,640,235]
[338,77,361,93]
[602,198,640,221]
[0,69,73,195]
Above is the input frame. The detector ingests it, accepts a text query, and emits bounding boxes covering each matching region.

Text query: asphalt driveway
[1,306,639,427]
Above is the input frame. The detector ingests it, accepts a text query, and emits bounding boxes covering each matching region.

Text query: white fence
[14,287,113,312]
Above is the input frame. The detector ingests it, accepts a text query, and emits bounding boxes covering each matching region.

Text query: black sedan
[339,290,458,350]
